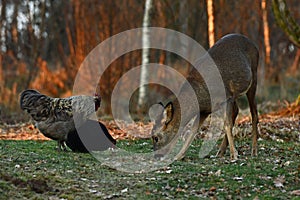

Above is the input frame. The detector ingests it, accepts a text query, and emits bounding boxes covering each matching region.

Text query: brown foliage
[0,120,152,141]
[2,96,299,141]
[30,58,69,96]
[0,0,299,117]
[263,95,300,118]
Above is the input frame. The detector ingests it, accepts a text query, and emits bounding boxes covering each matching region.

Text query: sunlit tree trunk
[261,0,271,67]
[207,0,215,47]
[138,0,152,110]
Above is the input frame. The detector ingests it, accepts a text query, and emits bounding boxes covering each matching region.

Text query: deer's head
[151,102,179,158]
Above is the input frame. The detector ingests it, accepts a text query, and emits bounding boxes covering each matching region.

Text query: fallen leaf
[121,188,128,193]
[283,161,291,166]
[233,176,243,181]
[273,175,285,188]
[89,189,98,193]
[209,186,217,192]
[176,187,185,192]
[215,169,221,176]
[290,190,300,196]
[259,175,272,180]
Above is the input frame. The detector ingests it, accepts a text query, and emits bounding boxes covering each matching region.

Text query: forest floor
[0,100,299,199]
[0,100,299,142]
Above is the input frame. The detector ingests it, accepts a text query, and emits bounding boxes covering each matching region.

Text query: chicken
[20,89,101,151]
[66,119,116,153]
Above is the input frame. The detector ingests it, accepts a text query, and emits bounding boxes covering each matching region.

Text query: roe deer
[151,33,259,160]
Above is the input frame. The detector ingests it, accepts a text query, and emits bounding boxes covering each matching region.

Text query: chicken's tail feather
[20,89,52,121]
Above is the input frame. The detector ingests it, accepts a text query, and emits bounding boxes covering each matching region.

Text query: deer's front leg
[224,99,238,160]
[217,100,239,157]
[175,113,209,160]
[217,135,228,157]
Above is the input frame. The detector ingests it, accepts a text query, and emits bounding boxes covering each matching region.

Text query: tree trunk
[179,1,188,55]
[272,0,300,47]
[0,54,3,96]
[138,0,152,111]
[0,0,6,95]
[206,0,215,47]
[289,48,300,75]
[272,0,300,76]
[261,0,271,66]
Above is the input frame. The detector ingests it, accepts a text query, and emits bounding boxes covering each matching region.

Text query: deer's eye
[153,136,159,143]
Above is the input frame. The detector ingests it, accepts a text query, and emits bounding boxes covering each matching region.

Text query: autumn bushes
[0,57,71,121]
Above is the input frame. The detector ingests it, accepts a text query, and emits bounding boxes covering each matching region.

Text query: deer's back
[185,34,258,113]
[209,34,258,97]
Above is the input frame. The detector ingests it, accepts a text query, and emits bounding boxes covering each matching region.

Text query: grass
[0,138,299,199]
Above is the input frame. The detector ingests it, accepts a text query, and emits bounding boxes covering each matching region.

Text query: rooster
[20,89,101,151]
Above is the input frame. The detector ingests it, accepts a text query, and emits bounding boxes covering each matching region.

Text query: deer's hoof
[216,149,226,157]
[251,148,258,157]
[230,149,238,160]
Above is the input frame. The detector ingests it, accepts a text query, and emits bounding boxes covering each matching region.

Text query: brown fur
[152,34,259,160]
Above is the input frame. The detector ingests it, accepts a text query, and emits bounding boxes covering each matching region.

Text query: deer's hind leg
[246,82,259,156]
[217,100,239,157]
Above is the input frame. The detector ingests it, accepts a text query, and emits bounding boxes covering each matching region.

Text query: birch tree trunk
[138,0,152,110]
[0,1,6,96]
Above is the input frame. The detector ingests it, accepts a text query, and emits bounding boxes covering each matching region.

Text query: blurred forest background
[0,0,299,122]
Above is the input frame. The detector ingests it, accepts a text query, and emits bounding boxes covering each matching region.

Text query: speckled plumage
[20,89,101,151]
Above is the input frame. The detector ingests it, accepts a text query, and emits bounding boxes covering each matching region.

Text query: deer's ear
[163,102,173,125]
[149,103,164,122]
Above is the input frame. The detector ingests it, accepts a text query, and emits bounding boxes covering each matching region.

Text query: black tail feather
[66,120,116,153]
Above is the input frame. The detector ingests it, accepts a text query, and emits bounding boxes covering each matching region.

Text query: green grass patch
[0,139,299,199]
